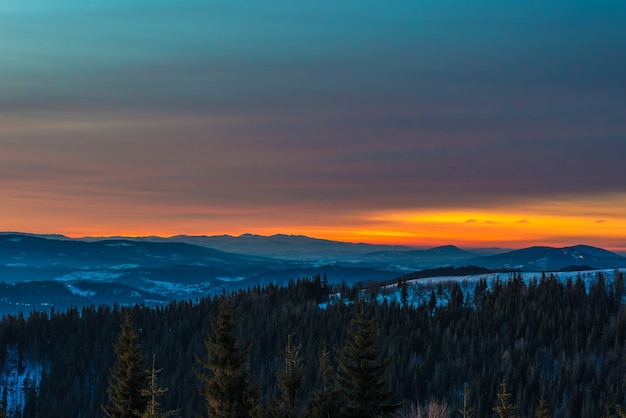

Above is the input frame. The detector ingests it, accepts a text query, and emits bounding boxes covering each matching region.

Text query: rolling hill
[1,232,625,315]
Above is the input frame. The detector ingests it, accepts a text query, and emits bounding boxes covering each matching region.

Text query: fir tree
[601,405,617,418]
[428,290,437,314]
[141,354,177,418]
[535,396,551,418]
[336,301,398,418]
[493,379,517,418]
[399,279,409,308]
[22,376,37,418]
[0,386,7,418]
[194,296,258,418]
[305,344,340,418]
[102,312,148,418]
[459,384,473,418]
[276,334,304,417]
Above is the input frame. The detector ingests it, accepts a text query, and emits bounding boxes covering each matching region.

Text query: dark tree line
[103,294,397,418]
[1,271,626,417]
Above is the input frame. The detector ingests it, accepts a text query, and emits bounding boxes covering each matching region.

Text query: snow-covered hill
[376,269,626,308]
[2,232,625,316]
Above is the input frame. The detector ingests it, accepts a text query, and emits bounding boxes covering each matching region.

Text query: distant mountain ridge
[109,233,421,260]
[105,234,626,271]
[2,232,625,272]
[1,232,626,316]
[468,245,626,271]
[0,233,272,269]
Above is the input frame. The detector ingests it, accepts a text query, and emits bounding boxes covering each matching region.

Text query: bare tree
[395,399,451,418]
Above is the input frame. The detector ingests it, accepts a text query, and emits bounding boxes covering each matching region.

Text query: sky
[1,1,626,250]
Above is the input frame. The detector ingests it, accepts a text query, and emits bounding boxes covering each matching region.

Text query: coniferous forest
[1,271,626,417]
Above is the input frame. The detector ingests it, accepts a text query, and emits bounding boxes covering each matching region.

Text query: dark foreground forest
[1,271,626,417]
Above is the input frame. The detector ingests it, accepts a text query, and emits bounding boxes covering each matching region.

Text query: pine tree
[535,396,551,418]
[399,279,409,308]
[141,354,177,418]
[276,334,304,417]
[428,290,437,314]
[0,386,7,418]
[305,344,340,418]
[336,301,398,418]
[493,379,517,418]
[321,274,329,294]
[102,312,148,418]
[459,384,473,418]
[601,405,617,418]
[22,376,37,418]
[194,296,258,418]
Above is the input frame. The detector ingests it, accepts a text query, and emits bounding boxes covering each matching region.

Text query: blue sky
[1,1,625,248]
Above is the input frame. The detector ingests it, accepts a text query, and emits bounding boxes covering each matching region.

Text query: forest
[1,270,626,417]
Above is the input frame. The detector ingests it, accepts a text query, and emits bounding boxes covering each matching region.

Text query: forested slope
[1,271,626,417]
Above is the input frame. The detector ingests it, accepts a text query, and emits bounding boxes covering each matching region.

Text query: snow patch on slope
[56,270,123,282]
[66,284,96,297]
[0,345,47,415]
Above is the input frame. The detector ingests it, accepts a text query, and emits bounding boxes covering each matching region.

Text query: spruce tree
[22,376,37,418]
[535,396,551,418]
[276,334,304,417]
[0,386,7,418]
[459,384,473,418]
[194,296,258,418]
[141,354,177,418]
[102,312,148,418]
[336,301,397,418]
[305,344,340,418]
[493,379,517,418]
[399,279,409,308]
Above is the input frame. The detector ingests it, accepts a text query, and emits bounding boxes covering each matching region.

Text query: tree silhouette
[102,312,148,418]
[493,379,517,418]
[194,296,258,418]
[535,395,551,418]
[305,344,340,418]
[0,386,7,418]
[276,334,304,417]
[336,301,397,418]
[459,384,473,418]
[141,354,177,418]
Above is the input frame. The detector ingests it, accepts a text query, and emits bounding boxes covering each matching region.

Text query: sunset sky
[1,1,625,250]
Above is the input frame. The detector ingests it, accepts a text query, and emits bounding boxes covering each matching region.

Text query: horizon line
[3,230,625,254]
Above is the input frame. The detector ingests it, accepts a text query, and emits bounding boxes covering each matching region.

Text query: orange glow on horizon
[13,225,625,254]
[349,206,626,250]
[45,212,625,253]
[3,194,625,253]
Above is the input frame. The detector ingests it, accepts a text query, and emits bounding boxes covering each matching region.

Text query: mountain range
[1,232,625,315]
